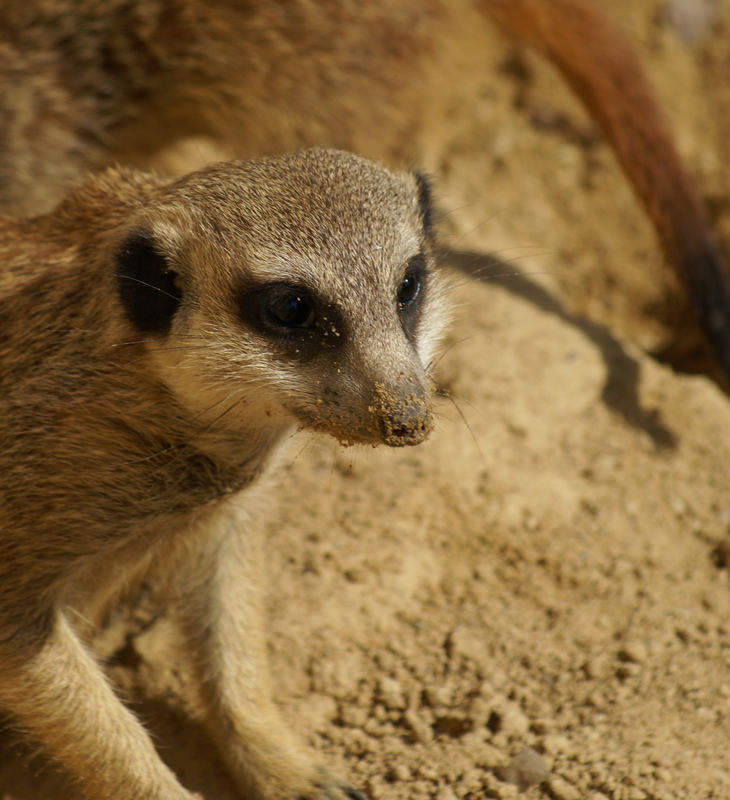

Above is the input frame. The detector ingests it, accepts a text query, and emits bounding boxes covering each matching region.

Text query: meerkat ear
[115,230,183,335]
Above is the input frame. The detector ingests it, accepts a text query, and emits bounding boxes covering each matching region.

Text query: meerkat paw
[215,737,369,800]
[296,789,369,800]
[260,765,370,800]
[294,771,370,800]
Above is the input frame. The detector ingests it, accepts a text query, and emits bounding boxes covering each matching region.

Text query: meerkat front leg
[0,611,198,800]
[167,499,367,800]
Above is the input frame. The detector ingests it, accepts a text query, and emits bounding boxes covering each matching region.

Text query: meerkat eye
[397,254,427,341]
[398,271,420,306]
[263,286,316,329]
[237,282,321,339]
[398,254,426,309]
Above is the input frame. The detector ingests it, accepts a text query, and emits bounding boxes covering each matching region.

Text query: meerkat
[0,147,447,800]
[0,0,729,376]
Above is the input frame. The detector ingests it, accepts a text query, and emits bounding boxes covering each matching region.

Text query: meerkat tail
[483,0,730,375]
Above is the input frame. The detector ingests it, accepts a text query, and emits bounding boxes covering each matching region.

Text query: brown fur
[0,148,448,799]
[1,0,729,373]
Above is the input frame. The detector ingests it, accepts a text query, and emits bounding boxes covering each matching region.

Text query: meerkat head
[113,149,449,448]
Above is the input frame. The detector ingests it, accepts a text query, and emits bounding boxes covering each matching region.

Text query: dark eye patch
[237,281,345,355]
[115,231,182,335]
[398,253,427,340]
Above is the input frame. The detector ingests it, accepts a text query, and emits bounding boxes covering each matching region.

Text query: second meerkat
[0,148,448,799]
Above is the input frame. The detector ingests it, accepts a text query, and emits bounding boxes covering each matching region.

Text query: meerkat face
[114,149,449,448]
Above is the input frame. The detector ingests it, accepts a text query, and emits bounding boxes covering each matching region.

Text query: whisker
[39,328,100,335]
[111,334,202,348]
[119,392,241,467]
[105,345,214,369]
[437,206,513,246]
[116,344,211,355]
[442,243,547,260]
[446,264,569,293]
[200,394,247,432]
[443,392,485,464]
[427,335,476,373]
[288,433,316,467]
[116,274,183,304]
[443,248,551,272]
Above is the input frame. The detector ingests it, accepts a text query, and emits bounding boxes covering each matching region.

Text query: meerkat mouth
[378,419,433,447]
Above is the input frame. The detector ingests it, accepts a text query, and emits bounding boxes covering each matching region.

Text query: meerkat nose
[373,377,433,447]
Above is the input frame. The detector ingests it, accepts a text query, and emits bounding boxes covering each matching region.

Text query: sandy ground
[1,1,729,798]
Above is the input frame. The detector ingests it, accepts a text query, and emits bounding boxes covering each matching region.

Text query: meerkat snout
[371,377,433,446]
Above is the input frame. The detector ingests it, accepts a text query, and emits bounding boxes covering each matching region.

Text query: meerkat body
[0,148,447,799]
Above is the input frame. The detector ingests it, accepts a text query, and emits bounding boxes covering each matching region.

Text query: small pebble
[467,696,492,726]
[671,497,687,517]
[339,705,368,729]
[423,684,452,708]
[618,641,648,664]
[542,734,571,755]
[365,776,387,799]
[584,689,605,709]
[501,746,550,791]
[495,701,530,737]
[583,657,609,680]
[616,663,641,680]
[530,718,552,735]
[548,776,582,800]
[378,676,406,710]
[404,709,433,744]
[418,764,439,781]
[388,763,411,782]
[459,767,485,792]
[447,626,486,662]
